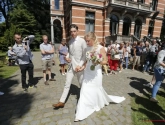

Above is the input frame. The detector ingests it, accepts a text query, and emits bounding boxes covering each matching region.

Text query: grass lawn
[0,52,6,56]
[0,52,18,79]
[131,87,165,125]
[0,64,18,79]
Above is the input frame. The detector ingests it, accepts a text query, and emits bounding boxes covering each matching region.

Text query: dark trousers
[19,63,34,88]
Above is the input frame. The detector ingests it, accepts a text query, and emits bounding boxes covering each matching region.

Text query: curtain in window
[55,0,59,10]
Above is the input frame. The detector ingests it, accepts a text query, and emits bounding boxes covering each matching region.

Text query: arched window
[137,0,145,3]
[110,15,119,35]
[53,19,62,43]
[55,0,59,10]
[148,20,155,37]
[122,17,131,36]
[134,19,142,39]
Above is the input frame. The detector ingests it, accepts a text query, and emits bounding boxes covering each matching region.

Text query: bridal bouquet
[86,51,103,70]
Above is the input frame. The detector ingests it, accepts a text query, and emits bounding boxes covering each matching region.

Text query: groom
[52,24,87,108]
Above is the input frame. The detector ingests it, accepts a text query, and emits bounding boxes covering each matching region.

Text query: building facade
[50,0,164,43]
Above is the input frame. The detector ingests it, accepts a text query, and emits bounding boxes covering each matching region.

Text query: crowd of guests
[100,39,165,76]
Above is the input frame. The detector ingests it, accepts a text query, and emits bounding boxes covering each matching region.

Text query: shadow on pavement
[128,77,151,97]
[33,77,42,86]
[0,78,34,125]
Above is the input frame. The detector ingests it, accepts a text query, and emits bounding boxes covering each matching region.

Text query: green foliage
[0,0,51,52]
[9,2,37,35]
[0,24,20,51]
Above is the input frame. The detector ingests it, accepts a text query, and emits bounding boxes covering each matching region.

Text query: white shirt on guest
[125,46,131,57]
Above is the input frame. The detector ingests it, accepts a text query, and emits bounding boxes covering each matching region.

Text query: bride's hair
[84,32,99,51]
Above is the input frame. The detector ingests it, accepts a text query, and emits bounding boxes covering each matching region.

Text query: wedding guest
[132,41,142,70]
[150,49,165,102]
[13,33,35,92]
[146,39,158,72]
[124,42,131,69]
[130,41,137,63]
[58,39,68,75]
[142,41,151,73]
[100,42,108,75]
[118,42,125,72]
[107,41,119,74]
[40,35,56,85]
[7,47,16,66]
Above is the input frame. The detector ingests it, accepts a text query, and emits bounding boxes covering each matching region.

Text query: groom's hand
[75,65,81,72]
[65,57,71,63]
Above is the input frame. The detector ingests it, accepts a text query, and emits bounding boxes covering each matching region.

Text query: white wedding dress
[75,45,125,121]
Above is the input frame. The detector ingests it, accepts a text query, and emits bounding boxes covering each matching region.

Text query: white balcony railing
[109,0,152,11]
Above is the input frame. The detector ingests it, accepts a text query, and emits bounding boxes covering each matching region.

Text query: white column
[51,17,54,44]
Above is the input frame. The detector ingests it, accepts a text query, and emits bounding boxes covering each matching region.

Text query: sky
[0,12,5,23]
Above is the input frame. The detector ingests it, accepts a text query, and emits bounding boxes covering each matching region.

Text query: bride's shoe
[74,119,79,122]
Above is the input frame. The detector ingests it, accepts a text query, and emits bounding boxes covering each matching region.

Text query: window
[122,17,131,36]
[137,0,145,3]
[110,15,119,35]
[85,12,95,33]
[148,20,155,37]
[134,19,142,39]
[152,0,158,11]
[55,0,59,10]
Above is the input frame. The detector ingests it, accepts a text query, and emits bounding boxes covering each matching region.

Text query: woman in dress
[118,42,125,72]
[107,41,119,74]
[75,32,125,121]
[58,39,68,75]
[100,42,108,75]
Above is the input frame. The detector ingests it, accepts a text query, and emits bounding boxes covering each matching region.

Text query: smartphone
[25,42,27,45]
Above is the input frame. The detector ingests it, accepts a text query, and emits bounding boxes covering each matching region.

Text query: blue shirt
[40,43,53,60]
[13,35,35,65]
[7,50,15,57]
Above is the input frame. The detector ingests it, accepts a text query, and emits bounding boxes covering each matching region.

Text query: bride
[74,32,125,121]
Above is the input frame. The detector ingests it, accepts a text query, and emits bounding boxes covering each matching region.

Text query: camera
[25,37,29,41]
[156,38,162,46]
[162,71,165,76]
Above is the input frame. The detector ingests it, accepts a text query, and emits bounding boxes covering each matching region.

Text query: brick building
[50,0,164,43]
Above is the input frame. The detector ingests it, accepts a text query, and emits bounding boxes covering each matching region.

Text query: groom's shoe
[52,102,65,108]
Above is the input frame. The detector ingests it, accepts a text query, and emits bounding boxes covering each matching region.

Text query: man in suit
[52,24,87,108]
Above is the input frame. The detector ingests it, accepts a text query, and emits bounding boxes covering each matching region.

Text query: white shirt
[104,47,107,53]
[125,46,131,57]
[154,50,165,70]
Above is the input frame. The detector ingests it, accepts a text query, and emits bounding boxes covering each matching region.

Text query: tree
[0,24,20,51]
[0,0,51,51]
[0,0,16,28]
[9,2,37,35]
[22,0,50,37]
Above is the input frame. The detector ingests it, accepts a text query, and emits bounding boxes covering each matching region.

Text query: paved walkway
[0,52,152,125]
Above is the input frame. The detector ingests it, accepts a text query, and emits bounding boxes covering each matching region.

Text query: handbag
[114,54,120,59]
[111,54,120,60]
